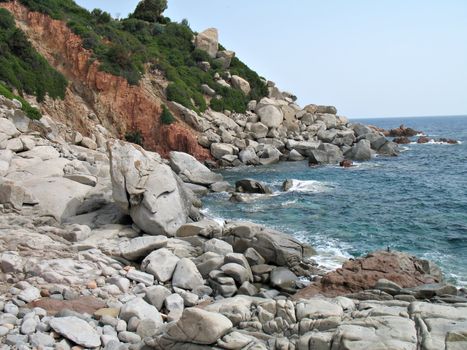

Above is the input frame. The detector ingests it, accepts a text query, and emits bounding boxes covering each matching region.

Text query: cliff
[0,1,210,159]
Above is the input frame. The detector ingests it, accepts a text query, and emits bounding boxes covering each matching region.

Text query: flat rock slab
[49,316,101,348]
[119,235,168,261]
[27,296,106,316]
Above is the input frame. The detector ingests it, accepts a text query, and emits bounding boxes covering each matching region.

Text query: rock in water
[49,316,101,348]
[108,140,190,236]
[235,179,272,194]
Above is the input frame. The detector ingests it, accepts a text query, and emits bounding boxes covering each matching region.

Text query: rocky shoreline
[1,95,467,350]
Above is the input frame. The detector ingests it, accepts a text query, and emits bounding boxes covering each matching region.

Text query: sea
[203,116,467,287]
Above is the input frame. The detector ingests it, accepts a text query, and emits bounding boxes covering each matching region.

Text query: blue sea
[203,116,467,287]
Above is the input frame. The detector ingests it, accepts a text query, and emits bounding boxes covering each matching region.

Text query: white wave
[199,208,226,227]
[410,140,462,145]
[415,133,427,137]
[286,179,334,193]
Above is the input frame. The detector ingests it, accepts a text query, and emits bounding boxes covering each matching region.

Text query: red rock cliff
[0,1,210,159]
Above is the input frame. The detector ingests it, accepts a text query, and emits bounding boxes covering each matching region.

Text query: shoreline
[1,95,466,348]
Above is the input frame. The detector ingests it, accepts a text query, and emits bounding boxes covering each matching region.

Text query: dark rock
[339,160,353,168]
[417,136,431,144]
[235,179,272,194]
[394,136,411,144]
[385,124,421,137]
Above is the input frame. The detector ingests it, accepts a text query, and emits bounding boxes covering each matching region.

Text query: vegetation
[0,8,67,102]
[2,0,268,113]
[160,104,175,124]
[0,82,42,119]
[131,0,167,23]
[125,130,144,146]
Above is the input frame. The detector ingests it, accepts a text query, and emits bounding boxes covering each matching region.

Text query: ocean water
[203,116,467,287]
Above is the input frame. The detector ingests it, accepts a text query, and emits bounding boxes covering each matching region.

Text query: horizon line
[348,114,467,120]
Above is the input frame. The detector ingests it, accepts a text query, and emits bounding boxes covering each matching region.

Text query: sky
[75,0,467,118]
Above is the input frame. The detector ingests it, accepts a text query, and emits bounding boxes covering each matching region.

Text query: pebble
[116,320,127,332]
[118,331,141,344]
[4,303,19,315]
[29,332,55,347]
[0,326,9,336]
[20,318,37,334]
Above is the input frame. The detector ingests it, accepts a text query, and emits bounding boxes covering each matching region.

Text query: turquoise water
[203,116,467,286]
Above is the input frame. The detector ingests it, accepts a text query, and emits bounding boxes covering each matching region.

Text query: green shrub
[0,82,42,120]
[131,0,167,23]
[160,104,175,125]
[0,9,67,102]
[125,130,144,145]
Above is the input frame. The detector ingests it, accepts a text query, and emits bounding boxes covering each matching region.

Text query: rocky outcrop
[194,28,219,58]
[295,250,444,298]
[384,124,421,137]
[108,140,191,236]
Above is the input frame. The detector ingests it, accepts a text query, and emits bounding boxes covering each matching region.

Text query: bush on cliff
[125,130,144,146]
[0,82,42,120]
[131,0,168,23]
[160,104,175,125]
[0,8,67,102]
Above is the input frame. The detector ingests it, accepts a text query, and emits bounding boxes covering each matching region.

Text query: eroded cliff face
[0,1,210,159]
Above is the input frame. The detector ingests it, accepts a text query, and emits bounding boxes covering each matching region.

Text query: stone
[18,286,41,303]
[195,28,219,58]
[211,143,237,160]
[165,293,184,321]
[119,297,163,327]
[118,331,141,344]
[119,236,168,261]
[231,75,251,95]
[204,238,233,256]
[308,143,344,165]
[374,278,403,295]
[235,179,272,194]
[201,84,216,96]
[164,308,233,345]
[30,332,55,347]
[172,258,204,290]
[141,248,179,282]
[288,149,305,161]
[176,219,222,238]
[256,105,284,128]
[239,147,260,165]
[126,269,154,286]
[170,151,222,185]
[296,299,344,321]
[145,285,172,311]
[63,174,97,187]
[108,140,190,236]
[0,118,19,138]
[20,318,37,334]
[80,137,97,150]
[345,139,373,161]
[270,267,298,292]
[221,263,250,285]
[49,316,101,348]
[244,248,266,266]
[0,179,26,209]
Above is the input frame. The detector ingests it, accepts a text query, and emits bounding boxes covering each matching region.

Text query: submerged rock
[235,179,272,194]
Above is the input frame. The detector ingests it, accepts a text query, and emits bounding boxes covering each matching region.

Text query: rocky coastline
[1,94,467,350]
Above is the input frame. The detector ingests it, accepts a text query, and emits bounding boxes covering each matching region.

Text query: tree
[131,0,168,23]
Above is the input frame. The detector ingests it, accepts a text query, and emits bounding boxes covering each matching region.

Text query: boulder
[119,236,168,261]
[239,147,260,165]
[163,308,232,345]
[216,50,235,69]
[172,258,204,290]
[256,105,284,128]
[142,248,180,282]
[378,141,399,156]
[49,317,101,348]
[0,118,19,138]
[270,267,298,292]
[120,297,163,326]
[345,139,372,161]
[288,149,305,161]
[171,102,209,132]
[295,250,443,298]
[170,151,223,185]
[204,238,233,256]
[394,136,411,144]
[211,143,237,160]
[235,179,272,194]
[316,114,338,128]
[385,124,421,137]
[194,28,219,58]
[108,140,190,236]
[308,143,344,165]
[250,122,269,139]
[176,219,222,238]
[231,75,251,95]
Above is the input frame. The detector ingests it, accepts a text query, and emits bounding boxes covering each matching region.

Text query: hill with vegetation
[0,0,267,116]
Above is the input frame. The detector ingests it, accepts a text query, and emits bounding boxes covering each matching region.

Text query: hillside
[0,0,270,158]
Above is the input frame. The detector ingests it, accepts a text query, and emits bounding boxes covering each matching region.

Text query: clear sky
[75,0,467,118]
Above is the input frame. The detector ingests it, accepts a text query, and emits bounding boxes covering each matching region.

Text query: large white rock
[194,28,219,58]
[120,297,163,326]
[210,143,238,160]
[49,317,101,348]
[142,248,180,282]
[172,258,204,290]
[108,140,190,236]
[119,236,168,261]
[231,75,251,95]
[0,118,19,138]
[256,105,284,128]
[169,151,222,185]
[165,308,233,345]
